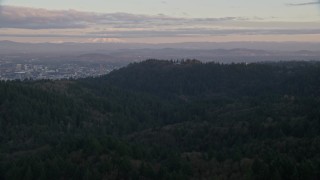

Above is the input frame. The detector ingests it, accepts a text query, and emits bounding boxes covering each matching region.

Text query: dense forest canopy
[1,60,320,180]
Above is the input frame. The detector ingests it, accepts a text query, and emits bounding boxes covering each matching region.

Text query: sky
[0,0,319,43]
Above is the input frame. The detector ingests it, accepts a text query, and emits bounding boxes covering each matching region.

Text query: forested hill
[93,60,320,98]
[1,60,320,180]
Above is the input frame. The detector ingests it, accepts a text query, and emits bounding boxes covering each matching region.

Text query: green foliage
[1,60,320,179]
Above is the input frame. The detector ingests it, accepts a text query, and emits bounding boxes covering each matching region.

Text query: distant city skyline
[0,0,319,43]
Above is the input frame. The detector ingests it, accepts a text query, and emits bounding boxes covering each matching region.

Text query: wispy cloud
[87,28,320,38]
[0,5,319,42]
[287,1,320,6]
[0,0,3,13]
[0,6,245,29]
[0,6,255,29]
[0,6,95,29]
[1,28,319,39]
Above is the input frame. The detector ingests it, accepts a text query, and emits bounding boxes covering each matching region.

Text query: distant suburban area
[0,55,120,80]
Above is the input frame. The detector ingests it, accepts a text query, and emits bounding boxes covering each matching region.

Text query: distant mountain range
[1,40,320,54]
[78,48,320,64]
[1,41,320,64]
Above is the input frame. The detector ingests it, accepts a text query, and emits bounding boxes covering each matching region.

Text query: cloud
[0,5,319,41]
[287,1,320,6]
[1,28,319,39]
[87,28,320,38]
[0,6,247,29]
[0,0,3,13]
[0,6,95,29]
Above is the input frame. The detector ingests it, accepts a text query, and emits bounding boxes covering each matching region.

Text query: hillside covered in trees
[1,60,320,180]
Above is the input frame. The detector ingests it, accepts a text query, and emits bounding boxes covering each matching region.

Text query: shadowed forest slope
[1,60,320,180]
